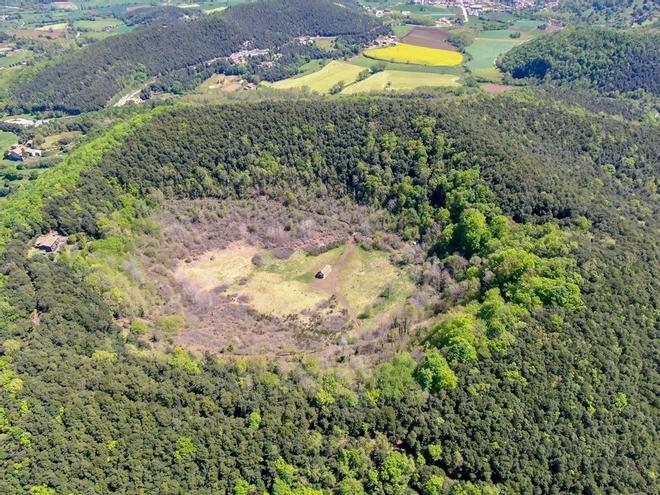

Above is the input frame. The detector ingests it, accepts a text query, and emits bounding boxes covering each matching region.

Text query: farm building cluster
[5,143,42,161]
[34,232,67,253]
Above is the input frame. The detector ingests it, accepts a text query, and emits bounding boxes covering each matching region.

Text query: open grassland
[479,30,518,39]
[342,70,459,94]
[175,241,412,328]
[35,22,68,31]
[197,74,243,94]
[313,37,335,50]
[336,246,414,328]
[364,43,463,66]
[177,243,341,316]
[392,24,414,37]
[512,19,546,30]
[264,60,364,93]
[51,1,78,10]
[0,130,17,150]
[466,39,520,80]
[0,50,32,68]
[74,19,122,31]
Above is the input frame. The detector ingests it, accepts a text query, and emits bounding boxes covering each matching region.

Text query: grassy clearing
[176,242,413,325]
[75,19,121,31]
[51,1,78,10]
[0,130,18,150]
[479,30,518,39]
[392,24,414,38]
[179,244,260,291]
[512,19,545,30]
[465,39,519,80]
[177,243,340,316]
[263,60,364,93]
[0,50,33,68]
[364,43,463,66]
[337,246,414,325]
[295,59,329,76]
[314,37,335,50]
[43,131,82,150]
[342,70,459,94]
[197,74,242,94]
[35,23,67,31]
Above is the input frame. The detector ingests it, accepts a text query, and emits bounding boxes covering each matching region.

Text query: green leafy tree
[416,350,457,393]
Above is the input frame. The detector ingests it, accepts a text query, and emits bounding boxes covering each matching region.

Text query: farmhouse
[315,265,332,279]
[34,232,66,253]
[6,144,42,161]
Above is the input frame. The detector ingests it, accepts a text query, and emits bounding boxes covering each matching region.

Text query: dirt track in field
[311,237,360,330]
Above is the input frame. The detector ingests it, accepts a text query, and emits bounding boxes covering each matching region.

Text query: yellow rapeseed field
[364,43,463,67]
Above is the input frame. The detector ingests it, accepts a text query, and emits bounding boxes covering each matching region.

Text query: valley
[0,1,657,494]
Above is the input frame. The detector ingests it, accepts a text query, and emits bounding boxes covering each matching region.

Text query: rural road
[459,0,469,23]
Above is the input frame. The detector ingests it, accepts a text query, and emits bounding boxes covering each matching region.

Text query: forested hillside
[498,27,660,95]
[11,0,382,113]
[554,0,658,26]
[0,95,657,494]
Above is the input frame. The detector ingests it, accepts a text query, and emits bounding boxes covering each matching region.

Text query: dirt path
[311,237,361,330]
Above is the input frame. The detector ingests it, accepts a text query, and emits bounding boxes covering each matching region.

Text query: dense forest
[11,0,383,113]
[498,26,660,95]
[554,0,658,26]
[0,94,658,494]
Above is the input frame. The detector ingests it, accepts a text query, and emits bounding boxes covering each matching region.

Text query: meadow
[264,60,364,93]
[342,70,459,94]
[0,50,33,68]
[466,39,520,80]
[176,241,413,330]
[364,43,463,66]
[35,22,68,31]
[74,19,122,31]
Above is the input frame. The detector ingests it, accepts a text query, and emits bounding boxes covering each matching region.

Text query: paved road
[460,0,469,23]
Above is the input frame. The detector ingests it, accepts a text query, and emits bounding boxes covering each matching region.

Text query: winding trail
[311,237,361,330]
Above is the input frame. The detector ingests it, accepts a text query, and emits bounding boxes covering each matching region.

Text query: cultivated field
[350,55,461,74]
[466,39,520,80]
[264,60,364,93]
[401,26,457,51]
[342,70,459,94]
[364,43,463,66]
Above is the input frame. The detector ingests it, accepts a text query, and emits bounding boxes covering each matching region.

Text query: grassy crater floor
[175,240,414,332]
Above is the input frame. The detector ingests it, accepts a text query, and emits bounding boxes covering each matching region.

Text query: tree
[416,350,457,393]
[380,451,416,495]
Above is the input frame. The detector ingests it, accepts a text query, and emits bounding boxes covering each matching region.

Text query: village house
[6,143,42,161]
[34,232,66,253]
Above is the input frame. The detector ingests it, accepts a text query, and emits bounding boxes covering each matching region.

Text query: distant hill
[498,27,660,95]
[12,0,382,114]
[554,0,658,27]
